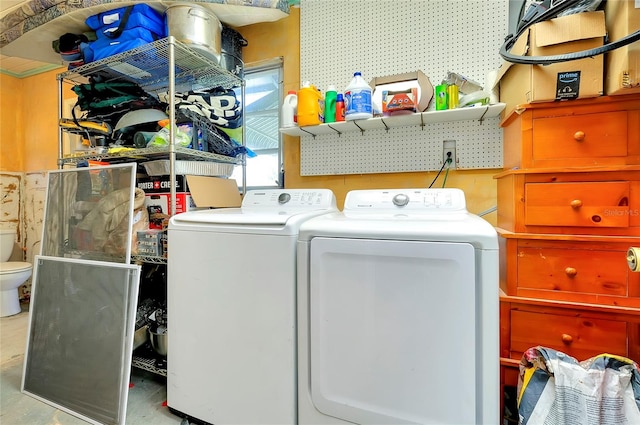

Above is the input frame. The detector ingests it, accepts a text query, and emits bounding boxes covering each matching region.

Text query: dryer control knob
[278,193,291,204]
[393,193,409,207]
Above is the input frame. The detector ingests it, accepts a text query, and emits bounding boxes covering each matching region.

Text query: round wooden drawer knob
[561,334,573,344]
[574,131,585,141]
[565,267,577,277]
[570,199,583,208]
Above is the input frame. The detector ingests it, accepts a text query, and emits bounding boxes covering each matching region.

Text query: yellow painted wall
[0,68,66,173]
[23,69,65,172]
[2,7,498,223]
[241,8,498,223]
[0,73,25,172]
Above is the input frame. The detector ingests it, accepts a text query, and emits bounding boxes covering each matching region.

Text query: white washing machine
[167,189,337,425]
[297,188,499,425]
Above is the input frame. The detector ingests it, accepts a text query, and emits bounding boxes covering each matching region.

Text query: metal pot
[165,4,222,64]
[149,328,168,357]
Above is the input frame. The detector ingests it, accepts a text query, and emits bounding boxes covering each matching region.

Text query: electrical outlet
[443,140,456,169]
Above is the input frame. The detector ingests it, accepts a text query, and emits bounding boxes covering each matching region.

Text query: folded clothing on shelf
[159,86,243,129]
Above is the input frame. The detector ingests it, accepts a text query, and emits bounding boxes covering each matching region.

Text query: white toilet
[0,229,32,317]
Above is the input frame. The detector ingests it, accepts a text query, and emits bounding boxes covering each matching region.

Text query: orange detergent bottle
[297,82,324,126]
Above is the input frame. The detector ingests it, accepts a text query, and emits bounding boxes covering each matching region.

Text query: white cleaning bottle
[345,72,373,121]
[281,90,298,128]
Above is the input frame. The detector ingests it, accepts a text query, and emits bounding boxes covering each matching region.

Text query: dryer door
[309,237,477,424]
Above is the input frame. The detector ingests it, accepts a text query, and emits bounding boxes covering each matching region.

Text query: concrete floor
[0,304,185,425]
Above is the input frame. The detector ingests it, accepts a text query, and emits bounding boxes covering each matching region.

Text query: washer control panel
[242,189,337,209]
[345,188,467,212]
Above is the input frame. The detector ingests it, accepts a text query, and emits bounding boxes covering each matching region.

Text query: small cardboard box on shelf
[383,88,419,115]
[496,11,606,117]
[370,70,434,115]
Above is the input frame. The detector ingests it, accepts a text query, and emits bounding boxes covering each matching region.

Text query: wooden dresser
[495,93,640,412]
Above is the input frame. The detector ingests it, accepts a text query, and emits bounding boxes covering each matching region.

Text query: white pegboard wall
[300,116,503,175]
[299,0,508,176]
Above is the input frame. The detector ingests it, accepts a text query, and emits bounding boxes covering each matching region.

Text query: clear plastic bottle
[345,72,373,120]
[281,90,298,128]
[324,85,337,123]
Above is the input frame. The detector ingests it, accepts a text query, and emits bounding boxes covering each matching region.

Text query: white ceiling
[0,0,62,77]
[0,54,62,77]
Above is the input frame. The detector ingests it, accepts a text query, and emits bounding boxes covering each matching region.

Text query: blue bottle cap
[354,72,361,76]
[337,93,343,101]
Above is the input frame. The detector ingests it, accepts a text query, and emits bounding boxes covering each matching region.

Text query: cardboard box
[137,175,194,216]
[186,175,242,208]
[137,175,241,217]
[604,0,640,95]
[383,88,419,114]
[370,70,434,114]
[145,193,193,217]
[496,11,606,117]
[137,174,190,194]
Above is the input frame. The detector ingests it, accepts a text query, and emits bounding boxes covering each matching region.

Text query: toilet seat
[0,262,32,273]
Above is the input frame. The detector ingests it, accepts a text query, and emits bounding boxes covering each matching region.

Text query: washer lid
[172,208,323,225]
[0,262,32,273]
[171,189,338,227]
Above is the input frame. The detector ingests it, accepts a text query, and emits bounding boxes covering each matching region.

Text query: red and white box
[137,174,195,217]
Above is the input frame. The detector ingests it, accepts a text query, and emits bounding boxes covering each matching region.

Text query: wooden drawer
[532,111,628,162]
[517,247,627,296]
[525,181,630,228]
[496,168,640,236]
[498,233,640,307]
[500,296,640,365]
[510,310,627,361]
[502,94,640,169]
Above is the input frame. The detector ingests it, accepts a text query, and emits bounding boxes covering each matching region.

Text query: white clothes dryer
[167,189,337,425]
[296,188,499,425]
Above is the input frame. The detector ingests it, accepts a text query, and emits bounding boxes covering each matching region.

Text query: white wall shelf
[280,103,505,138]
